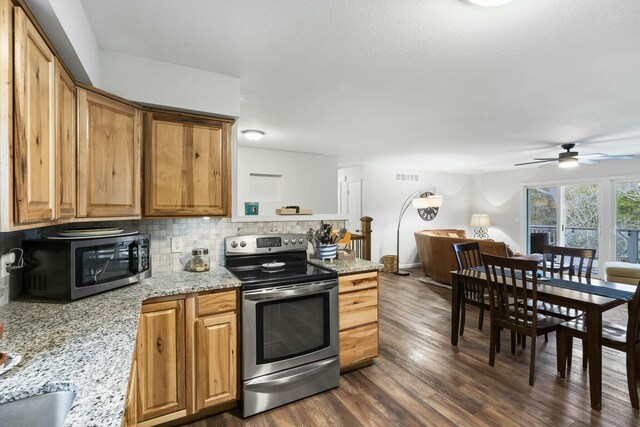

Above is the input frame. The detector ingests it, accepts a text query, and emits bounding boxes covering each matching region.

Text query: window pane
[616,181,640,264]
[527,187,557,253]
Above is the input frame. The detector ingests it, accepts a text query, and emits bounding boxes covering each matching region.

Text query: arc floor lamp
[395,189,443,276]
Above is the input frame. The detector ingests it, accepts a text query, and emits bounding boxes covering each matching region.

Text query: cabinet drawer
[197,290,237,316]
[339,287,378,330]
[338,271,378,294]
[339,323,378,369]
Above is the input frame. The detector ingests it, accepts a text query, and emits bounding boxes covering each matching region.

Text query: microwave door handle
[129,241,141,274]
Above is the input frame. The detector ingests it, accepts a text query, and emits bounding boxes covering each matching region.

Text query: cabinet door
[137,300,186,421]
[77,88,141,218]
[145,113,231,216]
[13,7,55,224]
[195,312,237,410]
[55,63,75,219]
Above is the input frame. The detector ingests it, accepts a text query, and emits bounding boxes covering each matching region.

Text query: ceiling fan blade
[578,158,599,165]
[514,159,557,166]
[533,158,558,161]
[539,161,557,168]
[578,153,636,160]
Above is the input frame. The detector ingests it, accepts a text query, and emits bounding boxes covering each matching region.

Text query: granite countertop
[0,267,241,427]
[309,257,382,275]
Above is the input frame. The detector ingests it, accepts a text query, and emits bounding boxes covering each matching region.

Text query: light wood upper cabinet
[77,88,141,218]
[13,6,55,224]
[144,113,231,217]
[195,312,237,411]
[55,63,75,219]
[137,300,186,422]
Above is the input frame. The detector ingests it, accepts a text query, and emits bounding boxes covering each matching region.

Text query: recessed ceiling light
[242,130,265,141]
[468,0,515,6]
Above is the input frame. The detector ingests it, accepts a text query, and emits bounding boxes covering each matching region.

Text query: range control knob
[240,241,247,248]
[230,241,238,248]
[298,238,304,244]
[283,239,289,245]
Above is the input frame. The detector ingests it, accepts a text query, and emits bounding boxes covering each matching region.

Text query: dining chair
[556,283,640,409]
[453,242,490,336]
[482,253,563,386]
[538,245,596,351]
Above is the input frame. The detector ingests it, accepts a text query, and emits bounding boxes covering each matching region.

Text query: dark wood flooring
[184,269,640,426]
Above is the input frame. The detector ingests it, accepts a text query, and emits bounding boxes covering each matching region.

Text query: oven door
[242,279,339,380]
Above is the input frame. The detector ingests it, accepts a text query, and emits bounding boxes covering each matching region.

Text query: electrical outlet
[170,237,184,254]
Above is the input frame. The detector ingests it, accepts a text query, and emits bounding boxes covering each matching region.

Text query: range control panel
[225,234,307,256]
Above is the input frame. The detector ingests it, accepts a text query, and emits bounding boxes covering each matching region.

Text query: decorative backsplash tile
[0,218,345,305]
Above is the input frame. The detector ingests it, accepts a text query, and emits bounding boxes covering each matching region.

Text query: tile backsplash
[0,218,344,305]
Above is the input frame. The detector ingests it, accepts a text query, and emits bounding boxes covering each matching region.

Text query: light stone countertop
[0,267,241,427]
[309,257,383,275]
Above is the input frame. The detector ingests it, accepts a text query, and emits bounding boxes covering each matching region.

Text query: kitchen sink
[0,390,76,427]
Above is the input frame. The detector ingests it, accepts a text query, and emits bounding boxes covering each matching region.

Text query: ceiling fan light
[242,130,265,141]
[559,157,579,168]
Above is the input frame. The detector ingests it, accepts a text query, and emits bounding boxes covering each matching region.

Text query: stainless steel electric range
[224,234,340,418]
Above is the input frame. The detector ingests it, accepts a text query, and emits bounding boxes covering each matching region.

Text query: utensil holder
[319,244,337,260]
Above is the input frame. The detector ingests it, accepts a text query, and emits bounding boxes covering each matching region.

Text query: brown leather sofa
[414,229,510,285]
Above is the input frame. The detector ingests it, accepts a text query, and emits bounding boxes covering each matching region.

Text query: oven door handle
[245,358,335,389]
[244,281,336,301]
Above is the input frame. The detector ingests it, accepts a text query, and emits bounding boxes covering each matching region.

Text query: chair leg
[522,334,526,349]
[544,333,549,343]
[478,306,485,331]
[496,327,501,354]
[627,349,639,410]
[557,329,567,379]
[511,331,516,354]
[529,335,537,386]
[489,324,496,367]
[581,338,587,371]
[459,299,466,337]
[567,336,573,368]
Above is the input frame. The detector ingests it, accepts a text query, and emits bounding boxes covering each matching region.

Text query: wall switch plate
[170,237,184,254]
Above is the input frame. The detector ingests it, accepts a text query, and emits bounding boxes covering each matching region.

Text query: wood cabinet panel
[77,88,141,218]
[339,323,379,369]
[339,287,378,330]
[195,312,237,410]
[196,291,236,317]
[137,300,186,422]
[338,271,378,294]
[144,113,231,216]
[54,62,75,219]
[13,6,55,224]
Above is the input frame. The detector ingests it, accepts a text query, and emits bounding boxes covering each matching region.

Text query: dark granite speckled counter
[0,267,241,427]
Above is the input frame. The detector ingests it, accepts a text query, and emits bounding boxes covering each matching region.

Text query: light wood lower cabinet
[129,290,238,426]
[195,312,237,410]
[338,271,379,371]
[136,300,186,422]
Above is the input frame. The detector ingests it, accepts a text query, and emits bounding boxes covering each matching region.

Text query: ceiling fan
[514,143,636,168]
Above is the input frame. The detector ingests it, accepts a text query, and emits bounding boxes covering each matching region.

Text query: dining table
[450,267,637,411]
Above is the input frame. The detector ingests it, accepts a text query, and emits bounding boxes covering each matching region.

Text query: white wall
[355,165,472,267]
[25,0,100,84]
[236,147,338,216]
[470,158,640,254]
[99,50,241,118]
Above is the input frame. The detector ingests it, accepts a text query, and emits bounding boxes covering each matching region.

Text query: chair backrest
[453,241,482,270]
[482,253,540,332]
[627,283,640,347]
[542,245,595,279]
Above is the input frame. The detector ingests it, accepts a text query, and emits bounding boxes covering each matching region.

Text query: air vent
[395,173,419,182]
[27,274,48,291]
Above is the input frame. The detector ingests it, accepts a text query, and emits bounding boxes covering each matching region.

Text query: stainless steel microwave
[22,233,151,300]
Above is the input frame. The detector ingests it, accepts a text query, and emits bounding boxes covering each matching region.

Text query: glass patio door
[615,180,640,264]
[527,183,601,273]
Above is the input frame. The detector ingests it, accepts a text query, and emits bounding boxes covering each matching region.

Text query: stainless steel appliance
[225,234,339,418]
[22,233,151,300]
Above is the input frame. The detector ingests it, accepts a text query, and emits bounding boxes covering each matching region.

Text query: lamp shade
[470,214,491,227]
[412,194,443,209]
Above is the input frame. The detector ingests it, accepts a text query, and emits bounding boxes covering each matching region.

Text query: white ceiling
[80,0,640,173]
